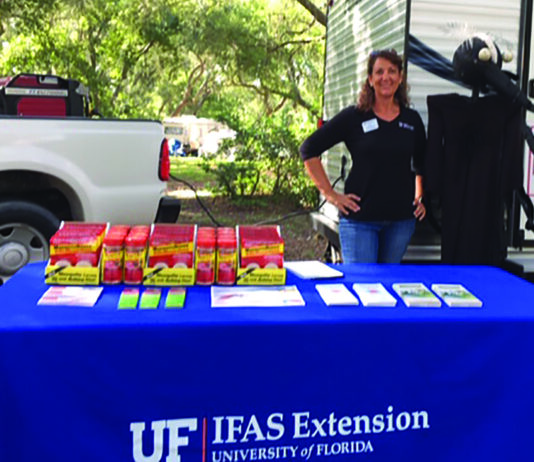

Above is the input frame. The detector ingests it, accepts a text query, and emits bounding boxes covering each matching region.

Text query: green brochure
[165,287,186,309]
[118,288,140,310]
[139,288,161,309]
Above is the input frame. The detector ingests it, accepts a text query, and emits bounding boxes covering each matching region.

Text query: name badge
[362,118,379,133]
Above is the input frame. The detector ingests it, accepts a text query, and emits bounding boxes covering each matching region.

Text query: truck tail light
[159,139,170,181]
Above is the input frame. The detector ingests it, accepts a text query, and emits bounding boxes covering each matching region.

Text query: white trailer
[314,0,534,275]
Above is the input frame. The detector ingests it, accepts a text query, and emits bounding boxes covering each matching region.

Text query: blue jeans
[339,217,416,263]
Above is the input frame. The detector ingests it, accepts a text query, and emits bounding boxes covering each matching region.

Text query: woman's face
[368,57,402,100]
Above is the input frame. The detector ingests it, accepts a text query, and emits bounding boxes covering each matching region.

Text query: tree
[0,0,326,204]
[0,0,58,37]
[294,0,327,27]
[0,0,325,120]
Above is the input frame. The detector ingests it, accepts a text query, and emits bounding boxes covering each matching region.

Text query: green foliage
[0,0,325,205]
[202,106,319,207]
[203,159,261,199]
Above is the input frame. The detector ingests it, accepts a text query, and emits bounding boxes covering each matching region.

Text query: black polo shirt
[300,105,426,221]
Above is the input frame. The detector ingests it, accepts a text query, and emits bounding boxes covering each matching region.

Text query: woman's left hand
[413,197,426,221]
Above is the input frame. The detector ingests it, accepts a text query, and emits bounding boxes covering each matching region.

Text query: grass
[170,156,215,188]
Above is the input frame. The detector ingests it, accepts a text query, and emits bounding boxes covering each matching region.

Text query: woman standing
[300,49,426,263]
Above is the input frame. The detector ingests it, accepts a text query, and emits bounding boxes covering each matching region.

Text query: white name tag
[362,118,379,133]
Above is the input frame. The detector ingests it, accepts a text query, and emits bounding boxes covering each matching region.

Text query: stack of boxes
[196,227,216,285]
[46,222,107,285]
[144,224,197,285]
[101,225,130,284]
[236,225,286,285]
[45,222,285,286]
[123,226,150,284]
[216,227,237,285]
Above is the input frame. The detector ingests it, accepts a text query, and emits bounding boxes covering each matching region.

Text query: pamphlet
[118,288,140,310]
[352,283,397,307]
[165,287,186,309]
[284,260,344,279]
[38,285,103,307]
[211,285,305,308]
[431,284,483,307]
[392,283,442,307]
[315,283,359,306]
[139,288,162,309]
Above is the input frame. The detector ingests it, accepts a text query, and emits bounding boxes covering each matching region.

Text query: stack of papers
[284,260,344,279]
[352,283,397,307]
[392,283,441,307]
[431,284,483,307]
[315,283,359,306]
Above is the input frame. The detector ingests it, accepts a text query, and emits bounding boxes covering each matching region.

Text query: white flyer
[37,286,103,307]
[315,283,359,306]
[284,260,344,279]
[352,283,397,307]
[211,285,305,308]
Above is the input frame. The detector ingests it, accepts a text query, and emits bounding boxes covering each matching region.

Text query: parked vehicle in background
[0,73,180,283]
[168,138,185,157]
[163,115,235,157]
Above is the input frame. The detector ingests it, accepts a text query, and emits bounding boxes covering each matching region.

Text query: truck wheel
[0,201,60,283]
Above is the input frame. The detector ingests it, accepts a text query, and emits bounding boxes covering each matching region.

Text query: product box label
[149,242,194,255]
[240,243,284,257]
[236,267,286,285]
[45,264,100,286]
[142,267,196,286]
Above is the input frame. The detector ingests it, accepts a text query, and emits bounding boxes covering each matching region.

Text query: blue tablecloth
[1,262,534,462]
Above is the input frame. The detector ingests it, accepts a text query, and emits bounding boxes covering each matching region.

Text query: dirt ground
[167,181,329,261]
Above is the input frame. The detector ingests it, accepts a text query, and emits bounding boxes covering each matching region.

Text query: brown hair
[356,49,410,111]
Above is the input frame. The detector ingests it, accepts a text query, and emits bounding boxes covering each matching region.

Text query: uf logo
[130,418,198,462]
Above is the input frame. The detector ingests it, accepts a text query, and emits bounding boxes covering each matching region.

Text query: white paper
[284,260,343,279]
[211,285,305,308]
[38,286,103,307]
[315,283,359,306]
[431,284,483,307]
[352,283,397,307]
[392,283,442,307]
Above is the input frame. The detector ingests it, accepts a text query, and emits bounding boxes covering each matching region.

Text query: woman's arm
[413,174,426,220]
[304,157,360,216]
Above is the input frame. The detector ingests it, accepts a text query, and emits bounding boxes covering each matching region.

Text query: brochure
[352,283,397,307]
[118,288,140,310]
[284,260,344,279]
[38,285,103,307]
[165,287,186,309]
[392,283,442,307]
[139,288,162,309]
[211,285,305,308]
[315,283,359,306]
[431,284,483,307]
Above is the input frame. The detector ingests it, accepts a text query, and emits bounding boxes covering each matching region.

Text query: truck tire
[0,201,60,283]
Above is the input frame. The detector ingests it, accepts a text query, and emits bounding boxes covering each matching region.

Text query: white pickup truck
[0,99,180,283]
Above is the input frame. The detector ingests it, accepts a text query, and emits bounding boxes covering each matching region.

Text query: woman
[300,49,426,263]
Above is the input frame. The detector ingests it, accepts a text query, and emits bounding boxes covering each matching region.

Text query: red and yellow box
[142,224,197,286]
[45,222,107,285]
[236,225,286,285]
[100,225,130,284]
